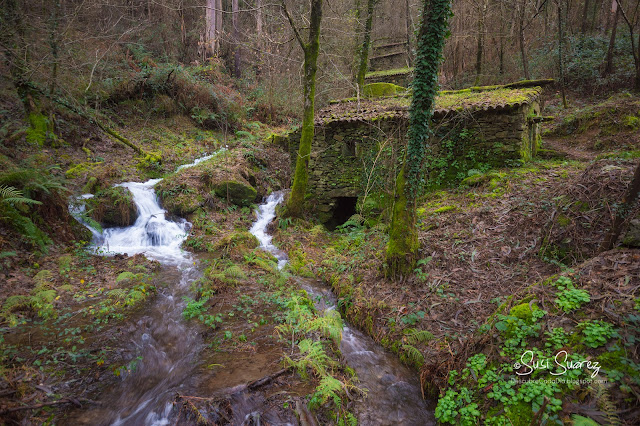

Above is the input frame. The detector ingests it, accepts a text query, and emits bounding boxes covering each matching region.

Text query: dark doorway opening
[326,197,358,230]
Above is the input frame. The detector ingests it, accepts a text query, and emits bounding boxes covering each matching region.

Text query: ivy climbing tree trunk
[282,0,323,218]
[385,0,451,278]
[355,0,377,94]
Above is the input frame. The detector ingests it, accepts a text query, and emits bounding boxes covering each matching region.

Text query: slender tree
[232,0,241,78]
[603,0,620,77]
[616,0,640,92]
[385,0,451,278]
[474,0,488,85]
[355,0,378,94]
[282,0,323,218]
[557,0,567,108]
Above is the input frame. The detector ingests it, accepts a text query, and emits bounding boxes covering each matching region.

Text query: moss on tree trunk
[385,0,451,278]
[282,0,323,218]
[385,168,419,277]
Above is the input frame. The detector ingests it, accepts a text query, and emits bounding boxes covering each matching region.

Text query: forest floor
[272,92,640,424]
[1,88,639,424]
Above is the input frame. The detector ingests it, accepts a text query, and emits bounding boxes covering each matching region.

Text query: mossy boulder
[213,180,257,207]
[88,186,138,227]
[159,190,203,217]
[211,231,259,260]
[509,302,540,323]
[362,82,407,98]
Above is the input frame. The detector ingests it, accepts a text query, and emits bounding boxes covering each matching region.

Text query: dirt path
[543,138,595,161]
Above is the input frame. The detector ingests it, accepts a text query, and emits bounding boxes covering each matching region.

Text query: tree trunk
[386,0,450,278]
[216,0,222,53]
[405,0,413,66]
[581,0,592,33]
[205,0,217,56]
[355,0,377,94]
[603,1,619,77]
[557,0,568,108]
[617,0,640,92]
[283,0,323,218]
[519,0,531,80]
[232,0,241,78]
[48,0,61,95]
[600,160,640,250]
[474,0,488,85]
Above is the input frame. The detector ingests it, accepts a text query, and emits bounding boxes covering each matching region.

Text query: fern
[305,309,343,346]
[223,265,246,280]
[590,381,621,426]
[286,338,332,379]
[400,344,425,368]
[310,375,344,409]
[0,185,42,206]
[108,288,128,300]
[403,328,434,345]
[32,269,53,291]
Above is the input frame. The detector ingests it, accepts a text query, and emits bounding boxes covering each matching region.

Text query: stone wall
[283,101,541,225]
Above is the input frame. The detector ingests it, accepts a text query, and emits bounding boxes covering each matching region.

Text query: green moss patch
[213,180,257,207]
[362,83,407,98]
[87,186,138,227]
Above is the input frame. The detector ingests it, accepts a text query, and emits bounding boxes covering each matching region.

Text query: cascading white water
[68,155,221,425]
[249,191,288,269]
[249,193,435,425]
[95,179,191,265]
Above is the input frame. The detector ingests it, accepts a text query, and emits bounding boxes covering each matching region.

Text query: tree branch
[280,0,306,50]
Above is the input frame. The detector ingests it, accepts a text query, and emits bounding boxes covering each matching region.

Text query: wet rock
[88,186,138,227]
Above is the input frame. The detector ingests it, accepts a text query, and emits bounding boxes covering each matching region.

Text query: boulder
[213,180,257,207]
[89,186,138,227]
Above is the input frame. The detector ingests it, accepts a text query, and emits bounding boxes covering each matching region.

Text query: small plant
[182,297,209,320]
[578,320,617,348]
[553,277,590,312]
[400,310,425,325]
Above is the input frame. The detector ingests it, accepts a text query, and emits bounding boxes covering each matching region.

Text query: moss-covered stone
[88,186,138,227]
[213,180,257,207]
[362,83,407,98]
[509,302,540,323]
[211,231,259,259]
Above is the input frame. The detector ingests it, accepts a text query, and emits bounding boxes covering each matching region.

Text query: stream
[69,158,434,425]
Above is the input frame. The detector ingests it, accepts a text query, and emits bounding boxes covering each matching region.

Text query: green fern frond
[590,381,621,426]
[224,265,246,280]
[32,269,53,291]
[298,338,331,376]
[0,185,41,205]
[400,344,425,368]
[403,328,434,345]
[305,309,343,346]
[312,375,344,408]
[108,288,128,300]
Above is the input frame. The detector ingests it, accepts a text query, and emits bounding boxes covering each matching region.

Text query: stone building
[281,83,546,227]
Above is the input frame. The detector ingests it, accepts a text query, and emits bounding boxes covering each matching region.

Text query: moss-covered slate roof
[317,86,542,125]
[364,67,414,79]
